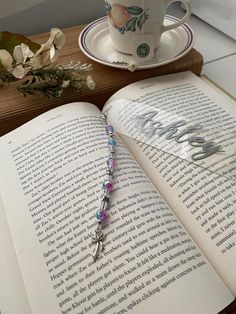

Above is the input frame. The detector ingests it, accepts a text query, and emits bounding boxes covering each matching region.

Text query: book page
[104,71,236,295]
[0,197,32,314]
[0,101,233,313]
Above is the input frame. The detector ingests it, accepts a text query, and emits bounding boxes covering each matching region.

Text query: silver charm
[91,228,106,261]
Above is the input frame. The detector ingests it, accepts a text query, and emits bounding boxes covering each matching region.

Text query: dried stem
[1,62,95,98]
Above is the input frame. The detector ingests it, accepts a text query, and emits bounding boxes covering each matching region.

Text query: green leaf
[127,6,143,15]
[126,17,137,32]
[0,31,40,55]
[105,1,112,15]
[137,13,147,31]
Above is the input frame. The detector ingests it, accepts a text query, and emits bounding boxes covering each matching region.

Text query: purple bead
[106,124,114,135]
[103,180,113,192]
[96,210,108,222]
[106,157,116,170]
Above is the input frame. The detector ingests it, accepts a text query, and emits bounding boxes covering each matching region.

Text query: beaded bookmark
[91,113,116,261]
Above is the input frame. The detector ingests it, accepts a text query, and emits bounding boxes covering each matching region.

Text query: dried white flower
[61,80,70,88]
[11,44,33,78]
[127,62,137,72]
[49,28,65,49]
[12,64,31,79]
[0,29,94,97]
[13,43,34,64]
[0,49,13,71]
[32,27,65,68]
[0,45,33,78]
[86,75,95,90]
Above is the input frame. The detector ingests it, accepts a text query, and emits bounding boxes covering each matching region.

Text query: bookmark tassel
[91,113,116,261]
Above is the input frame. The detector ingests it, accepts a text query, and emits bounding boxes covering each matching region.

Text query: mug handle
[162,0,191,33]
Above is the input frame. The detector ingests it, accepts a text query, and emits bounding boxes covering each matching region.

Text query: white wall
[0,0,105,35]
[0,1,186,36]
[0,0,47,19]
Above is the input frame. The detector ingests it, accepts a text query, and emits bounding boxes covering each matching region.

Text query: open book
[0,71,235,314]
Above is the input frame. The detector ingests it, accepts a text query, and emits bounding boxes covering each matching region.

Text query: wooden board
[0,24,203,135]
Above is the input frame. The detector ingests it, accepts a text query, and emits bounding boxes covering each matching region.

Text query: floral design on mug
[105,1,149,34]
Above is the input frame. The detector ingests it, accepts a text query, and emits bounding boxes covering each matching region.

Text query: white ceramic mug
[105,0,191,61]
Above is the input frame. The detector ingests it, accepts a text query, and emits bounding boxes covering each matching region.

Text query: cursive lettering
[134,111,222,161]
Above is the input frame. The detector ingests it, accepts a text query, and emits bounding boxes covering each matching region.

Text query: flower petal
[61,80,70,88]
[127,61,137,72]
[50,45,55,60]
[50,50,59,63]
[41,49,59,66]
[34,42,51,58]
[28,54,43,69]
[40,50,51,66]
[0,49,13,71]
[12,64,30,79]
[86,75,95,90]
[50,28,65,49]
[13,45,24,63]
[21,43,34,62]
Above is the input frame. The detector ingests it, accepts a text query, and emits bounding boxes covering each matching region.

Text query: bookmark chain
[91,113,117,261]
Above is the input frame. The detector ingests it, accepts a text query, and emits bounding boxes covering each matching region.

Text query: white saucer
[79,15,194,70]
